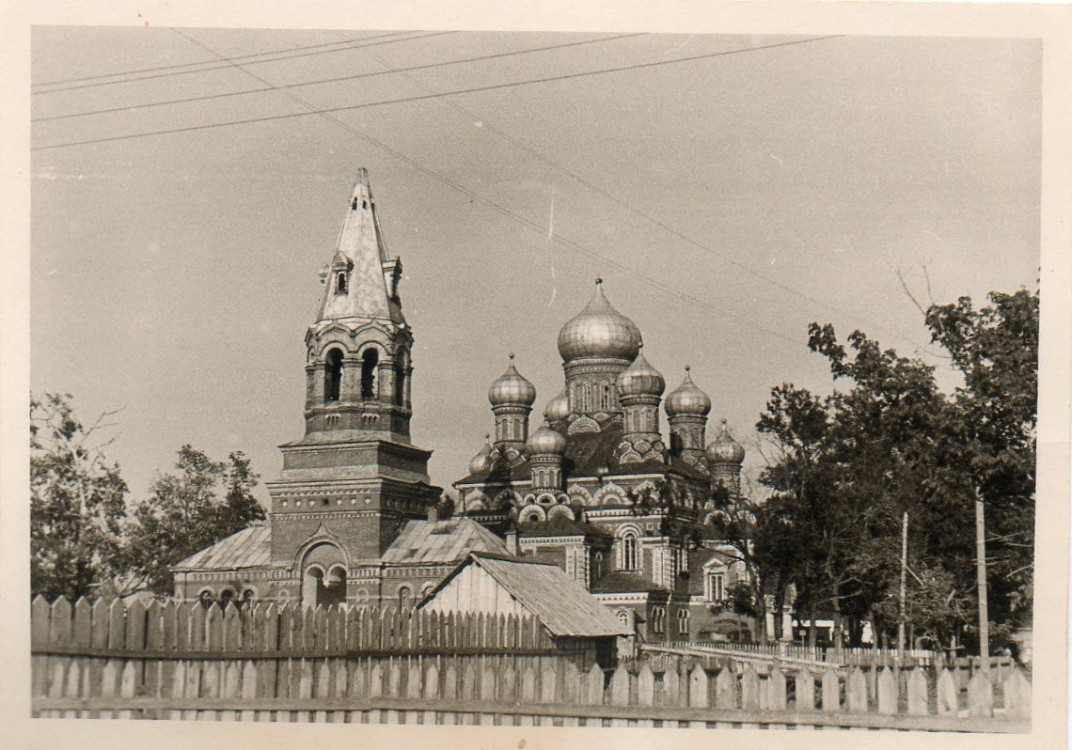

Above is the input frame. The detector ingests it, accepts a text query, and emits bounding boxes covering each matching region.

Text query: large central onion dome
[616,347,665,397]
[665,365,712,417]
[488,354,536,407]
[557,278,642,362]
[527,423,567,455]
[707,419,746,464]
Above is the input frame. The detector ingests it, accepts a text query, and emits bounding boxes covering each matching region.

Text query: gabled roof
[381,517,509,564]
[174,523,272,571]
[420,552,631,638]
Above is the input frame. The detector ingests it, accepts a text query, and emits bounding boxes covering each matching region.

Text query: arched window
[601,383,612,409]
[218,589,235,610]
[325,348,343,402]
[706,571,725,603]
[336,272,348,296]
[581,382,591,411]
[198,589,215,608]
[616,610,631,626]
[361,348,379,399]
[677,609,690,635]
[398,585,413,611]
[621,532,638,571]
[651,606,666,634]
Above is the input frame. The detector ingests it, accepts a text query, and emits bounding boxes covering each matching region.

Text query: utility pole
[975,492,990,676]
[898,511,908,658]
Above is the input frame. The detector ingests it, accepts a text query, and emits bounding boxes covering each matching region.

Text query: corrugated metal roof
[174,523,272,571]
[381,518,509,564]
[471,554,631,638]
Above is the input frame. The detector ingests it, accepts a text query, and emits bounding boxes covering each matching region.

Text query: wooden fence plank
[715,667,736,710]
[796,670,816,711]
[768,667,787,711]
[877,668,897,715]
[740,666,760,710]
[821,668,840,713]
[609,665,630,706]
[541,659,558,705]
[937,669,958,715]
[501,663,518,704]
[846,668,868,713]
[637,664,655,707]
[586,664,604,706]
[967,672,994,718]
[907,667,928,715]
[662,663,682,708]
[1003,667,1031,719]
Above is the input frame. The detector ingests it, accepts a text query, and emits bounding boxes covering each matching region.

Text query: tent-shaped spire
[317,168,405,325]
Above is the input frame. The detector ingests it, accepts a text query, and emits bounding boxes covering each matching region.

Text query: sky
[30,28,1042,504]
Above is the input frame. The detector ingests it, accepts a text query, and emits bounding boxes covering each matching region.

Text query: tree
[126,445,265,595]
[30,393,128,600]
[751,287,1037,652]
[926,290,1038,637]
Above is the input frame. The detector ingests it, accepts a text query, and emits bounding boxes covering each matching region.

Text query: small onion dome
[544,390,570,422]
[665,365,712,417]
[488,353,536,407]
[468,434,494,474]
[527,423,567,455]
[616,347,665,397]
[557,278,643,362]
[707,419,745,464]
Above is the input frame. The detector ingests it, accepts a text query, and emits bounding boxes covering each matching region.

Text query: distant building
[454,280,751,643]
[174,170,759,643]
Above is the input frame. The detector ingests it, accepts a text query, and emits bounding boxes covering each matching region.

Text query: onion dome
[616,346,665,397]
[527,423,567,455]
[665,365,712,417]
[488,354,536,407]
[557,278,642,362]
[544,390,570,422]
[707,419,745,464]
[468,434,494,474]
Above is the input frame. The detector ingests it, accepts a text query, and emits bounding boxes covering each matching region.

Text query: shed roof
[381,517,509,564]
[421,552,631,638]
[174,523,272,571]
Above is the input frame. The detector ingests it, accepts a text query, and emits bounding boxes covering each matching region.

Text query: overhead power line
[31,30,419,88]
[33,35,841,152]
[360,39,941,356]
[33,33,645,123]
[168,28,810,349]
[31,31,453,95]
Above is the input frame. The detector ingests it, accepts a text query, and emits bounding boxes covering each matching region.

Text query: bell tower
[267,170,440,589]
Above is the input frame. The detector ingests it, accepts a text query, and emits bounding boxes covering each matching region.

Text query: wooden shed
[417,552,631,668]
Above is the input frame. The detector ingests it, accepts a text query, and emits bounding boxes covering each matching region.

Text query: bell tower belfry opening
[266,170,441,592]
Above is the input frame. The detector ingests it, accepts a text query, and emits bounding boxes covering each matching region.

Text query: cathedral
[174,171,754,643]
